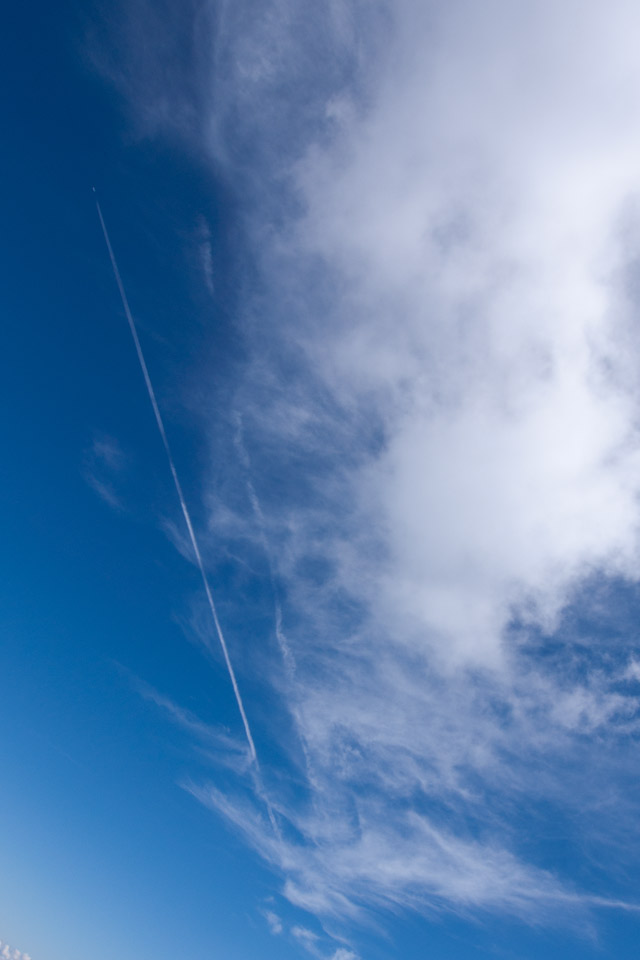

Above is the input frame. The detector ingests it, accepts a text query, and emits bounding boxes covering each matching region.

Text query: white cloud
[280,0,640,669]
[263,908,284,936]
[195,0,640,928]
[291,925,319,945]
[291,924,360,960]
[112,0,640,942]
[0,940,32,960]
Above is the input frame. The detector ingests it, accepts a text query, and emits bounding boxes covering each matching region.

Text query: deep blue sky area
[1,4,267,959]
[5,3,640,960]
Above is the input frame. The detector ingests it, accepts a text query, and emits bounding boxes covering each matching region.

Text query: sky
[5,1,640,958]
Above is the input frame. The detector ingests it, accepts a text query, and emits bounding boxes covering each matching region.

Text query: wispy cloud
[137,678,251,757]
[83,432,126,510]
[263,908,284,936]
[261,901,361,959]
[106,0,640,947]
[195,215,215,296]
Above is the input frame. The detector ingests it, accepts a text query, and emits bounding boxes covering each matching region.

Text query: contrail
[94,191,259,765]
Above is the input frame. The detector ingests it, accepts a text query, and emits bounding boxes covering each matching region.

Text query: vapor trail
[94,193,258,765]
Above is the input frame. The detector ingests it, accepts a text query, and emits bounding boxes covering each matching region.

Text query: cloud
[83,432,126,510]
[134,679,253,773]
[0,940,32,960]
[195,215,215,296]
[291,925,319,946]
[108,0,640,945]
[291,924,360,960]
[263,909,284,936]
[274,1,640,673]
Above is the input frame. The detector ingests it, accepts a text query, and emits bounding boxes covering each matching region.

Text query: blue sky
[5,1,640,959]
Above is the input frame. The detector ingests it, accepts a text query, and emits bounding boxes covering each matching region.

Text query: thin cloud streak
[94,195,261,765]
[83,433,126,510]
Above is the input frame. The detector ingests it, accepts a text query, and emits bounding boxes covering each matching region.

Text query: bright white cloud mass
[111,0,640,952]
